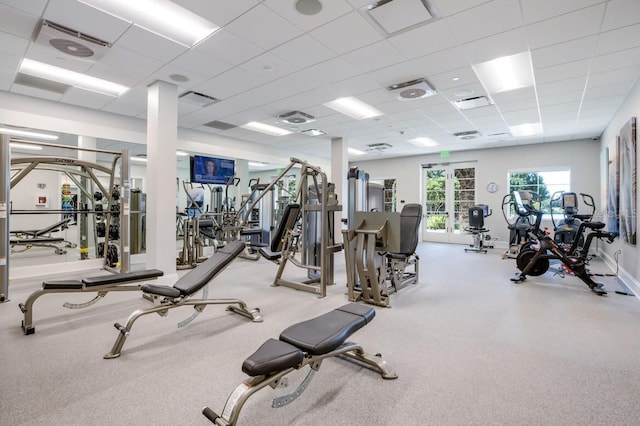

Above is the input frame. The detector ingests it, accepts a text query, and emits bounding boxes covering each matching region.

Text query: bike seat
[583,221,605,230]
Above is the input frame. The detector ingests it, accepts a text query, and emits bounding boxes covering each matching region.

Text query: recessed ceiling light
[324,97,383,120]
[348,147,365,155]
[452,77,460,81]
[19,58,129,96]
[473,51,534,94]
[9,141,43,151]
[249,161,266,167]
[454,89,474,97]
[300,129,326,136]
[0,126,58,140]
[241,121,292,136]
[407,137,439,147]
[79,0,219,47]
[509,122,543,137]
[176,151,189,156]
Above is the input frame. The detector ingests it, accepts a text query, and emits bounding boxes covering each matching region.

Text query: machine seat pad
[82,269,163,286]
[279,304,375,356]
[42,280,83,290]
[258,248,282,261]
[242,338,304,377]
[385,252,412,260]
[583,221,606,230]
[142,241,245,297]
[240,228,262,235]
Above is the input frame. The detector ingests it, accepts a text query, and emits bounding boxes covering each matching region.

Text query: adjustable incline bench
[105,240,262,359]
[19,268,164,335]
[10,217,77,254]
[202,303,396,425]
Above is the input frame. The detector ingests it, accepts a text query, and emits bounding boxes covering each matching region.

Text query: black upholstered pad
[279,303,375,356]
[142,240,245,297]
[82,269,163,286]
[242,338,303,377]
[11,238,64,244]
[43,280,83,290]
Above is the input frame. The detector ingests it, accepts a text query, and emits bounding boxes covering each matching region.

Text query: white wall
[600,77,640,288]
[351,139,602,245]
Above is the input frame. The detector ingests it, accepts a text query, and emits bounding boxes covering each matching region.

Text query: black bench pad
[241,304,375,376]
[280,304,375,355]
[242,338,303,377]
[82,269,163,286]
[258,248,281,261]
[11,238,65,244]
[43,280,83,290]
[141,240,245,297]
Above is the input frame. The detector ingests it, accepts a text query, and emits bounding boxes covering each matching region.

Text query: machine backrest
[397,203,422,255]
[468,206,485,228]
[270,203,301,252]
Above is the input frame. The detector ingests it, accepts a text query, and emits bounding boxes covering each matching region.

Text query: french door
[422,163,477,243]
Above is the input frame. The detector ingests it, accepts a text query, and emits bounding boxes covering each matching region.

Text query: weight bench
[202,303,396,425]
[10,217,77,254]
[19,268,164,335]
[105,240,262,359]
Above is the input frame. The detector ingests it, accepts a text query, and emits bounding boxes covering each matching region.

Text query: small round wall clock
[486,182,499,193]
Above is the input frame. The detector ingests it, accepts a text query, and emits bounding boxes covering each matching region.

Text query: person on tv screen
[204,159,217,179]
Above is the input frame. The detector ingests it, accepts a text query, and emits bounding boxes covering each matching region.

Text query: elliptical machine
[550,191,595,253]
[501,190,539,259]
[510,191,618,296]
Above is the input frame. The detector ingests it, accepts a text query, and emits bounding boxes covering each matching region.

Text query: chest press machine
[342,204,422,307]
[202,303,396,426]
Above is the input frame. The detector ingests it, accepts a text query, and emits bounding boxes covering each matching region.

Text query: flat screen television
[190,155,235,185]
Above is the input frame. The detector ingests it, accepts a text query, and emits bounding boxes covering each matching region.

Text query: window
[508,169,571,214]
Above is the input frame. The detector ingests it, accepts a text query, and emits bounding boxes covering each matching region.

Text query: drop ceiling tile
[587,66,640,88]
[170,50,233,80]
[526,4,606,49]
[87,63,145,87]
[595,23,640,56]
[503,108,541,124]
[143,64,209,91]
[520,0,602,24]
[435,0,493,17]
[11,83,64,101]
[305,56,362,84]
[0,4,40,39]
[583,81,635,99]
[444,0,522,44]
[534,59,590,84]
[173,0,259,27]
[263,0,353,32]
[591,47,640,74]
[0,51,19,90]
[387,19,457,59]
[310,11,383,55]
[342,40,406,73]
[193,67,267,99]
[491,86,537,105]
[602,0,640,31]
[538,90,584,106]
[439,83,488,102]
[43,0,130,43]
[102,97,147,118]
[531,36,597,68]
[460,105,501,119]
[428,67,479,91]
[537,76,587,97]
[225,4,303,51]
[101,46,164,76]
[270,35,336,69]
[177,101,202,117]
[0,0,47,16]
[116,26,188,62]
[61,87,114,109]
[0,31,28,57]
[580,95,625,109]
[462,28,529,64]
[238,52,299,82]
[494,97,539,113]
[195,29,263,67]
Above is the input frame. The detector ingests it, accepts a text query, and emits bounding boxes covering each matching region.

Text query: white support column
[146,80,178,278]
[77,136,97,261]
[1,134,9,302]
[331,137,348,243]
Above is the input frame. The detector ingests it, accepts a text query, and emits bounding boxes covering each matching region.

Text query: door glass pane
[425,169,446,232]
[453,167,476,233]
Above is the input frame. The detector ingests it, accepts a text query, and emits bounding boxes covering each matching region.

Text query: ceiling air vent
[453,130,481,140]
[179,91,219,107]
[387,78,436,100]
[278,111,315,124]
[34,20,111,62]
[364,0,439,36]
[366,142,393,152]
[203,120,237,131]
[454,96,492,110]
